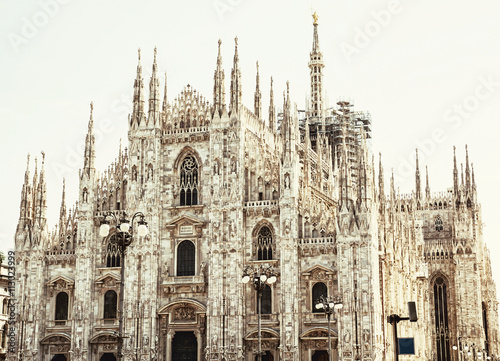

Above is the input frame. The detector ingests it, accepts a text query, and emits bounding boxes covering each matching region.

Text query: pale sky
[1,1,500,295]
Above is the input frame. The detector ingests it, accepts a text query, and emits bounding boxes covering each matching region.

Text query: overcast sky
[1,0,500,292]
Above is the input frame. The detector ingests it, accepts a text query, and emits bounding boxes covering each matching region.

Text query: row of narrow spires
[130,11,327,130]
[129,37,284,133]
[377,146,476,209]
[17,152,47,233]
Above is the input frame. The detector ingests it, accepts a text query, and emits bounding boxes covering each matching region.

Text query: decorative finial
[256,61,259,73]
[312,11,319,25]
[235,36,238,47]
[41,151,45,164]
[138,48,141,61]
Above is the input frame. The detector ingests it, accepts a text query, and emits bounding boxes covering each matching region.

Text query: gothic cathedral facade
[12,18,500,361]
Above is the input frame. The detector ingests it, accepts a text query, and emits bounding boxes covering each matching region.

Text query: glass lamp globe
[452,346,458,350]
[334,303,344,310]
[138,224,149,237]
[315,303,324,310]
[260,274,267,282]
[241,275,250,283]
[329,302,335,309]
[120,222,131,233]
[99,223,110,237]
[267,275,277,284]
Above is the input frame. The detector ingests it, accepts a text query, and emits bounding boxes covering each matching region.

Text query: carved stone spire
[132,48,145,127]
[415,149,421,199]
[425,165,430,199]
[230,37,242,115]
[83,102,96,176]
[453,145,459,194]
[213,39,226,116]
[308,11,324,119]
[465,145,471,191]
[254,61,261,118]
[34,151,47,223]
[18,154,32,224]
[268,77,275,131]
[148,47,161,127]
[379,153,385,205]
[59,178,66,236]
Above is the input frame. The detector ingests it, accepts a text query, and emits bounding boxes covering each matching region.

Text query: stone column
[195,330,201,361]
[166,330,174,361]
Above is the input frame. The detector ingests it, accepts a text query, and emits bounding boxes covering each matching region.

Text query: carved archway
[244,328,280,361]
[40,334,71,361]
[89,332,119,360]
[158,300,206,361]
[300,328,339,361]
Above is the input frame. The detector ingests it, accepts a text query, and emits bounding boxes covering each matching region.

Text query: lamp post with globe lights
[99,211,148,361]
[453,337,463,361]
[315,296,343,361]
[241,266,277,361]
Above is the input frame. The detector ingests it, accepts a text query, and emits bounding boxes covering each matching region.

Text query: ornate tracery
[433,276,450,361]
[180,155,199,206]
[257,226,273,261]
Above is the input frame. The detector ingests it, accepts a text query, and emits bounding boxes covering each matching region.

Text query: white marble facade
[11,17,500,361]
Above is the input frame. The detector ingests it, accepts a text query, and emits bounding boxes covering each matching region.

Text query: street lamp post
[100,211,148,361]
[241,266,277,361]
[453,336,463,361]
[315,296,343,361]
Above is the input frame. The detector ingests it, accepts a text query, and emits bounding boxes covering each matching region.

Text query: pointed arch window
[312,282,327,313]
[483,302,489,353]
[257,226,273,260]
[1,324,7,349]
[435,216,444,232]
[433,277,450,361]
[177,240,195,276]
[104,290,117,319]
[106,236,121,267]
[258,285,272,315]
[55,292,69,320]
[180,155,199,206]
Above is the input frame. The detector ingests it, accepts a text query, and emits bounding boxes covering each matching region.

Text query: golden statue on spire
[312,11,319,25]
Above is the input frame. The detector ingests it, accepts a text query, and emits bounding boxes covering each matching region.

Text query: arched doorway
[172,331,197,361]
[254,351,274,361]
[51,355,67,361]
[100,353,117,361]
[312,350,328,361]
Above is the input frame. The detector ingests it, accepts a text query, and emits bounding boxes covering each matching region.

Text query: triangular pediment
[95,272,121,284]
[302,264,335,276]
[46,275,74,287]
[165,214,205,228]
